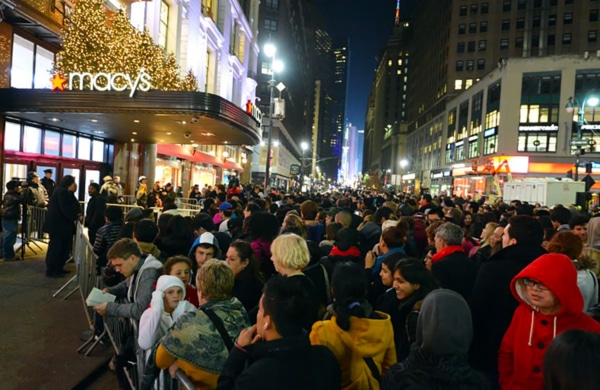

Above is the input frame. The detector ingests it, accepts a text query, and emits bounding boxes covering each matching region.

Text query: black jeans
[45,234,73,274]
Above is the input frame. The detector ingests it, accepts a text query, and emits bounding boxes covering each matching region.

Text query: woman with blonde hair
[271,233,319,329]
[470,222,498,264]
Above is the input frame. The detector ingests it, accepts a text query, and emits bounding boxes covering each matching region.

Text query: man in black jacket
[2,180,22,261]
[469,215,546,389]
[84,183,106,244]
[217,276,341,390]
[43,175,80,277]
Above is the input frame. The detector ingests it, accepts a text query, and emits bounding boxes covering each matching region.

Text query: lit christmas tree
[54,0,198,91]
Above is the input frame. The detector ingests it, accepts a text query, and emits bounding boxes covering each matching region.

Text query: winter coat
[157,298,250,389]
[577,268,599,311]
[430,248,477,302]
[469,244,547,374]
[217,335,341,390]
[24,182,48,207]
[232,265,264,313]
[84,193,106,234]
[2,189,22,220]
[43,185,79,238]
[383,289,490,390]
[105,254,163,321]
[498,253,600,390]
[310,311,396,389]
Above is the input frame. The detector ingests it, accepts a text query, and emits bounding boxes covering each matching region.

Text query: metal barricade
[27,206,49,243]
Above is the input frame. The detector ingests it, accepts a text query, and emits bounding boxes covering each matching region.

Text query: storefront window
[92,140,104,162]
[23,126,41,153]
[484,135,497,155]
[11,35,34,89]
[44,130,61,156]
[34,46,54,89]
[63,133,76,158]
[78,137,91,160]
[517,132,557,152]
[4,122,21,151]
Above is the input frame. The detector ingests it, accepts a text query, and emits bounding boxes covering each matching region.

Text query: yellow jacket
[310,311,396,390]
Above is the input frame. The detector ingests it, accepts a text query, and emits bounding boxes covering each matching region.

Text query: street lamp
[263,42,284,192]
[300,141,309,191]
[567,95,599,181]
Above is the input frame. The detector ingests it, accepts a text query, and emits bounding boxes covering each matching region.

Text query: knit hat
[125,208,143,222]
[155,275,186,299]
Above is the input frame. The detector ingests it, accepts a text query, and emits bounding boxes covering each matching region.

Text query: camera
[184,132,192,138]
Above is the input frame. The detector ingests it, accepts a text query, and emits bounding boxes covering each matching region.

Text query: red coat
[498,253,600,389]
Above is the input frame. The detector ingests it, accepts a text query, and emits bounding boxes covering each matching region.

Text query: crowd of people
[10,173,600,389]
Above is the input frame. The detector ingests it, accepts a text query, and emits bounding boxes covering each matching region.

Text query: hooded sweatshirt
[383,289,490,390]
[310,310,397,389]
[498,253,600,390]
[587,215,600,248]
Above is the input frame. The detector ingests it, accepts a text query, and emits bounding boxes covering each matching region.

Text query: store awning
[0,89,261,146]
[224,160,244,172]
[157,144,230,168]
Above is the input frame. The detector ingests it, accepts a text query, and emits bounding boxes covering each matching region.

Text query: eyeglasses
[522,278,549,291]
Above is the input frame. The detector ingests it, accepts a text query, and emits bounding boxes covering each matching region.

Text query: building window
[469,23,477,33]
[468,41,476,52]
[564,0,573,4]
[459,5,467,16]
[468,138,479,158]
[456,61,464,71]
[563,33,572,44]
[477,59,486,70]
[23,126,42,154]
[158,0,169,48]
[549,14,557,26]
[470,4,478,15]
[591,10,599,22]
[517,18,525,29]
[480,21,488,33]
[62,133,76,158]
[534,0,542,7]
[500,38,509,49]
[466,79,474,89]
[503,1,511,12]
[457,42,465,53]
[261,61,272,75]
[459,24,466,34]
[482,3,489,14]
[533,16,541,27]
[484,134,497,155]
[589,30,598,43]
[4,122,21,151]
[564,13,573,24]
[265,0,279,10]
[516,37,524,48]
[548,34,555,45]
[44,130,61,156]
[517,132,557,152]
[502,19,510,30]
[518,0,526,9]
[10,34,54,89]
[264,18,278,31]
[466,60,474,71]
[479,40,487,51]
[532,36,540,47]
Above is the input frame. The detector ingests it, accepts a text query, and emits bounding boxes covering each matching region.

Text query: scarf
[431,245,464,264]
[329,245,361,258]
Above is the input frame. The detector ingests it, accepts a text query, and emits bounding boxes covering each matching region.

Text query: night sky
[315,0,397,129]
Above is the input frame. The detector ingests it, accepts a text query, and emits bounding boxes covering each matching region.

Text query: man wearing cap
[24,171,48,208]
[188,232,220,275]
[41,169,56,197]
[213,201,232,226]
[218,202,235,235]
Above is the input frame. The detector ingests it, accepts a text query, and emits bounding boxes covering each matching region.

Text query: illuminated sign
[518,124,559,132]
[51,68,152,98]
[484,127,497,137]
[582,123,600,130]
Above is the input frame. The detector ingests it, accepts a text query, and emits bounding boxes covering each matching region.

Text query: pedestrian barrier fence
[67,221,194,390]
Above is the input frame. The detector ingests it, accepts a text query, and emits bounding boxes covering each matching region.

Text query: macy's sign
[51,68,152,98]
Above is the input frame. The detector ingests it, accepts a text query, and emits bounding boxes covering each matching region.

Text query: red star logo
[50,74,67,91]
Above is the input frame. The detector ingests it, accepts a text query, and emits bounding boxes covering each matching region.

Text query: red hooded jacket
[498,253,600,389]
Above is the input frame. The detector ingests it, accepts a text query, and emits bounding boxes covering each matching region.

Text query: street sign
[571,139,591,146]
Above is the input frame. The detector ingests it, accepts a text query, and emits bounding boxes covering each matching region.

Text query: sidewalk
[0,241,116,389]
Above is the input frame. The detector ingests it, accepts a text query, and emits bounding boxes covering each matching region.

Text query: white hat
[155,275,186,299]
[139,176,147,182]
